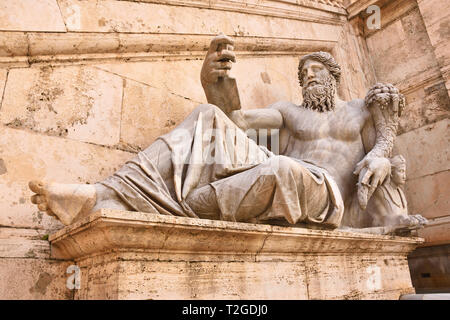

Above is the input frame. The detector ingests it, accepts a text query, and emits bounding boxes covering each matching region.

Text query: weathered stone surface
[97,60,206,104]
[28,32,120,56]
[58,0,342,40]
[0,66,123,146]
[408,243,450,292]
[304,254,414,300]
[0,32,28,57]
[405,170,450,220]
[417,0,450,96]
[76,256,414,299]
[98,55,303,112]
[417,217,450,247]
[336,19,377,101]
[0,31,338,64]
[77,258,310,300]
[0,0,66,32]
[0,69,6,104]
[416,0,450,34]
[120,79,199,150]
[366,8,440,86]
[0,126,134,230]
[354,0,449,134]
[399,79,450,134]
[50,209,421,299]
[0,258,73,299]
[394,119,449,180]
[0,227,50,259]
[233,56,303,108]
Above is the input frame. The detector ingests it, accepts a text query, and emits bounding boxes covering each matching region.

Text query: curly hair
[390,155,406,170]
[298,52,341,87]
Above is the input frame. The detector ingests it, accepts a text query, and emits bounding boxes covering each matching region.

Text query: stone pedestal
[49,209,423,300]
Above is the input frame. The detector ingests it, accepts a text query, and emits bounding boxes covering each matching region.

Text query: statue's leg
[186,155,337,227]
[28,136,176,225]
[28,104,235,225]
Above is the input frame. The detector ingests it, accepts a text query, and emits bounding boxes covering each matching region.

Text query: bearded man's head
[298,52,341,112]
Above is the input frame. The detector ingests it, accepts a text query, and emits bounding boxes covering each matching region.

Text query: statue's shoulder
[347,98,366,110]
[345,98,371,120]
[266,101,299,114]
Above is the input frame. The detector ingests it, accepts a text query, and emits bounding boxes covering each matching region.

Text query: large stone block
[417,0,450,96]
[398,79,450,134]
[57,0,341,41]
[366,8,440,85]
[28,32,120,56]
[50,209,421,300]
[0,0,66,32]
[98,55,303,112]
[417,217,450,247]
[0,66,123,146]
[232,56,303,109]
[0,126,134,230]
[77,258,310,300]
[0,227,50,259]
[0,32,28,57]
[97,60,206,104]
[0,258,73,299]
[0,226,74,300]
[394,119,449,180]
[120,79,199,150]
[417,0,450,30]
[408,243,450,293]
[405,170,450,220]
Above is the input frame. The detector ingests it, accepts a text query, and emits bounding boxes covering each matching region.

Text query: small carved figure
[362,155,427,233]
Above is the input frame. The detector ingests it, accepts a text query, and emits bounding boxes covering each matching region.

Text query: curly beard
[301,75,336,112]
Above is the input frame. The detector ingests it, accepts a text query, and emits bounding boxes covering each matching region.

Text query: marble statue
[28,34,427,234]
[346,155,427,235]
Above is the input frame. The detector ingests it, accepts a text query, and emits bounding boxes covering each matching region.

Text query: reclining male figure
[29,34,426,230]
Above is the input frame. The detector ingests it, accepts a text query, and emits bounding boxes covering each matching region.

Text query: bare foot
[394,214,428,229]
[29,181,97,225]
[382,214,428,235]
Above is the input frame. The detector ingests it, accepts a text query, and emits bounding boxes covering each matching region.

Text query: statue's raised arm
[200,34,283,132]
[355,82,406,209]
[200,34,238,113]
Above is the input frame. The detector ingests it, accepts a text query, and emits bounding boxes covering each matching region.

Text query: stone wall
[0,0,374,299]
[1,0,447,298]
[347,0,449,292]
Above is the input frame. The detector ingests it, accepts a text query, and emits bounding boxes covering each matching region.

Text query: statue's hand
[365,82,405,116]
[200,34,236,88]
[354,156,391,209]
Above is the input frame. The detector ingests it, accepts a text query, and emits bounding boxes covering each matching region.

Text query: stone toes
[46,209,56,217]
[415,215,428,225]
[29,180,45,194]
[31,194,44,204]
[38,202,48,211]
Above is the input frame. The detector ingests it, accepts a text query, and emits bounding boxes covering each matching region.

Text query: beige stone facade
[0,0,448,298]
[50,209,421,299]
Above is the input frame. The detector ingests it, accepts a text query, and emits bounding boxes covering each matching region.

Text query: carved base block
[49,209,423,300]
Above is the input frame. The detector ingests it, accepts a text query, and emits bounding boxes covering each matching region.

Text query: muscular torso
[269,99,371,202]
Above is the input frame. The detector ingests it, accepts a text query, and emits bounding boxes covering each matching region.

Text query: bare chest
[281,104,365,142]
